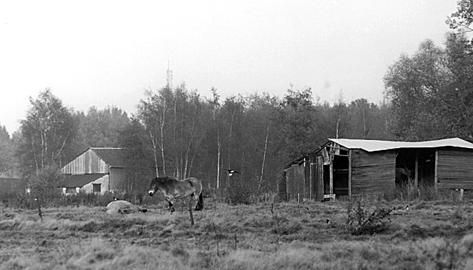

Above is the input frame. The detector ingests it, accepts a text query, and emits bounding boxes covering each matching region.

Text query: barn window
[93,183,101,193]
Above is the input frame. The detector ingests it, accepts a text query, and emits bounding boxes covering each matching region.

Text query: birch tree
[138,88,171,177]
[17,89,76,177]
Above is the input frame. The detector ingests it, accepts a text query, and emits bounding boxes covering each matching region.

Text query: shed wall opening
[395,149,435,191]
[333,155,349,196]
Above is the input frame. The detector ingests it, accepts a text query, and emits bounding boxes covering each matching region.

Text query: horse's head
[148,177,159,196]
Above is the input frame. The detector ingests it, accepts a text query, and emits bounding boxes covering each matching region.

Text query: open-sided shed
[280,138,473,201]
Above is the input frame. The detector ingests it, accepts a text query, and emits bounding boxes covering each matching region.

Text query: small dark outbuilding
[0,176,27,197]
[280,138,473,201]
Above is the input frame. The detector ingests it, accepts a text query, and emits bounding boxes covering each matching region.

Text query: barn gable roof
[61,173,107,188]
[329,137,473,152]
[90,147,126,168]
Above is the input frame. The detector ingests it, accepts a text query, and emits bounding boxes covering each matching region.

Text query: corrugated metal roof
[329,137,473,152]
[61,173,107,188]
[91,148,126,167]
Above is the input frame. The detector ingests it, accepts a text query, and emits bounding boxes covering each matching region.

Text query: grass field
[1,199,473,270]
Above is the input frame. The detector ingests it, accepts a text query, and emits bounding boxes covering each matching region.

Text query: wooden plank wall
[437,149,473,189]
[285,164,306,201]
[277,171,288,201]
[293,164,305,200]
[351,150,396,196]
[285,166,294,199]
[304,159,311,199]
[62,149,109,174]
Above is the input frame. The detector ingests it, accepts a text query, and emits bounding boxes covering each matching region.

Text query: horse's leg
[165,197,175,214]
[194,192,204,211]
[190,193,196,209]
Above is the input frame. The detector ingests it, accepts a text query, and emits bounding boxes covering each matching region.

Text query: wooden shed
[280,138,473,201]
[61,148,127,194]
[0,176,27,197]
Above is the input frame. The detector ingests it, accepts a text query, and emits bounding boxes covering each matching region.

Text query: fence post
[188,197,195,226]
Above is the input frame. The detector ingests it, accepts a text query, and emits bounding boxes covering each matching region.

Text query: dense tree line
[1,0,472,197]
[0,86,391,194]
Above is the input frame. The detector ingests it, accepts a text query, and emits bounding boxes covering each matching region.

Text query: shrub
[346,200,392,235]
[28,166,63,204]
[226,178,253,205]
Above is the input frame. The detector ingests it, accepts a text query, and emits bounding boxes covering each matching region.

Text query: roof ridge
[90,147,123,149]
[329,137,473,152]
[330,137,465,143]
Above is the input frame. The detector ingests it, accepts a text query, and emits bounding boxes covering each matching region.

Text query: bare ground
[1,199,473,269]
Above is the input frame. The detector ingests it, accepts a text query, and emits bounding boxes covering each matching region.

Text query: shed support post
[414,152,418,189]
[348,150,352,197]
[329,156,334,195]
[317,156,324,201]
[434,150,438,191]
[310,162,315,200]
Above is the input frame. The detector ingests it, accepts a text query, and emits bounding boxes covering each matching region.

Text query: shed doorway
[333,155,349,196]
[395,149,435,190]
[323,155,349,197]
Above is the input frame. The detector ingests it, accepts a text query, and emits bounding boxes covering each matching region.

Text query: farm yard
[1,199,473,269]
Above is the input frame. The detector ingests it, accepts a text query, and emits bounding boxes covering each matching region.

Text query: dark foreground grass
[1,200,473,269]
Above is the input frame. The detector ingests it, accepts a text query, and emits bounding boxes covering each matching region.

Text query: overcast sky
[0,0,458,134]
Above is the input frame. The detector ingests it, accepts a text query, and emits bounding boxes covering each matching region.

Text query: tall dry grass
[0,199,472,269]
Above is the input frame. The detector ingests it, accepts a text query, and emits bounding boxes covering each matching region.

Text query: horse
[148,176,204,213]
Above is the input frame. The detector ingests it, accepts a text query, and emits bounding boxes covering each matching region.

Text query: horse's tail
[195,192,204,211]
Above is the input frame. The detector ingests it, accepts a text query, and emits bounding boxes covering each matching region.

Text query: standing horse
[148,176,204,213]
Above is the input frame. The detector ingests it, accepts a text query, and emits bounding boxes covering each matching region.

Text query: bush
[226,178,253,205]
[28,166,63,204]
[346,200,392,235]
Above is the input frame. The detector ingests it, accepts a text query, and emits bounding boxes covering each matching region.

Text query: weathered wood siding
[351,149,396,196]
[278,172,288,201]
[315,156,324,200]
[437,149,473,189]
[285,164,305,200]
[62,149,109,174]
[304,159,311,199]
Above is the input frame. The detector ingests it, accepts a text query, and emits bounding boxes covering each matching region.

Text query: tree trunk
[173,94,179,178]
[216,130,221,189]
[149,130,160,177]
[40,130,45,170]
[184,116,196,179]
[258,125,270,192]
[32,138,39,176]
[226,110,235,189]
[160,99,167,176]
[336,118,340,139]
